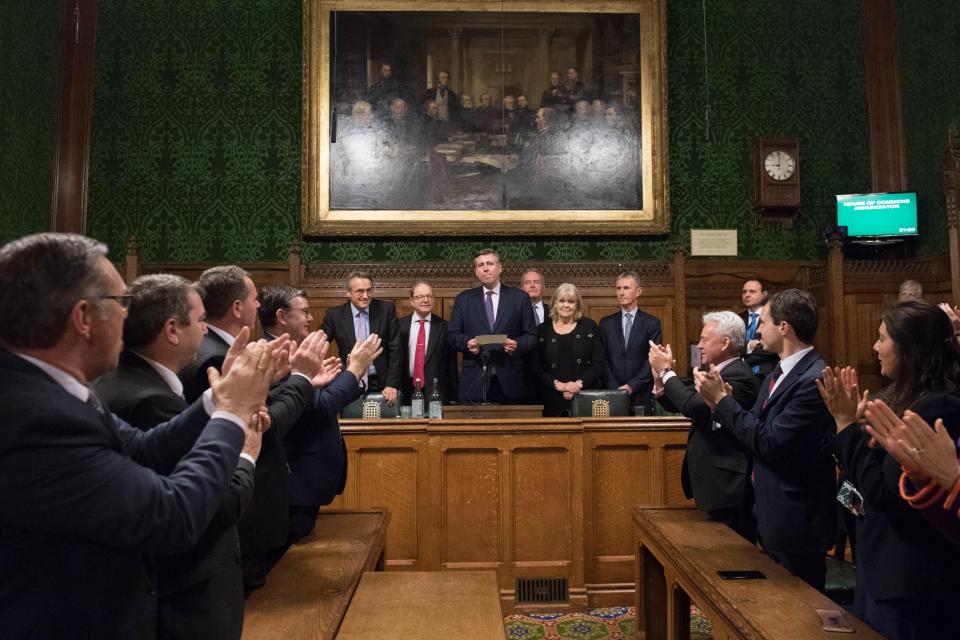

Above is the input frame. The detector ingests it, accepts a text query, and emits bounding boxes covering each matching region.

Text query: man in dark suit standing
[321,270,402,404]
[448,248,538,403]
[600,271,662,411]
[0,233,275,638]
[258,285,372,541]
[649,311,759,541]
[521,269,547,405]
[739,278,779,378]
[94,274,261,640]
[696,289,836,592]
[179,266,323,595]
[419,70,460,123]
[398,281,458,403]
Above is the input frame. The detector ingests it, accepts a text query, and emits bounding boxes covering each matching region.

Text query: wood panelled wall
[125,247,954,388]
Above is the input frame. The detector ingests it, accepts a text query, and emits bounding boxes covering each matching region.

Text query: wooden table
[336,571,506,639]
[442,404,544,419]
[242,509,390,640]
[632,506,882,640]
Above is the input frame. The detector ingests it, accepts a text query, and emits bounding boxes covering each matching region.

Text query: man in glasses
[0,233,276,638]
[398,280,458,405]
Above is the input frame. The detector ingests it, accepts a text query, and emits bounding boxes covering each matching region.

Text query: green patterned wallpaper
[897,0,960,256]
[0,1,60,244]
[87,0,871,263]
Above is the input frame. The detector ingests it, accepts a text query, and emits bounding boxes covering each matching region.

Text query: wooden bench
[242,508,390,640]
[632,506,882,640]
[336,571,506,639]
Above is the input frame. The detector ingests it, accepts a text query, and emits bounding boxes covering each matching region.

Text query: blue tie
[485,290,496,329]
[745,312,758,342]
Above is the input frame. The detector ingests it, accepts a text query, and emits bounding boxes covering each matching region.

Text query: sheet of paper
[476,334,508,346]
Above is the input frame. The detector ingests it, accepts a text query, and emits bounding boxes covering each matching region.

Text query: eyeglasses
[411,295,433,301]
[100,294,133,309]
[287,306,312,315]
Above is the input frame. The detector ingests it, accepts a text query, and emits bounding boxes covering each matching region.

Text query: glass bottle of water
[428,378,443,419]
[411,379,424,418]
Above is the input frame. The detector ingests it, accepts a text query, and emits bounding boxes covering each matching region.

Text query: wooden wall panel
[661,445,689,505]
[512,448,574,563]
[440,448,501,566]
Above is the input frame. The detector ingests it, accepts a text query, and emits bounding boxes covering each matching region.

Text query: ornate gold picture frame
[303,0,668,236]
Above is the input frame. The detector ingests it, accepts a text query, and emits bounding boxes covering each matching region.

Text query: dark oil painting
[328,11,643,211]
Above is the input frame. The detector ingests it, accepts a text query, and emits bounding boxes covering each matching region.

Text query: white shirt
[134,351,184,398]
[482,282,502,323]
[770,346,813,396]
[12,352,247,434]
[206,323,235,347]
[407,313,432,378]
[659,354,739,388]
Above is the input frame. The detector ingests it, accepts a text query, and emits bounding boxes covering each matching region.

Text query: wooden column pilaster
[862,0,906,192]
[51,0,98,234]
[672,247,687,373]
[826,236,846,365]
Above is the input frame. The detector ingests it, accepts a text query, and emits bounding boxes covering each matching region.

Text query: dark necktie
[623,312,634,348]
[413,318,426,389]
[745,312,758,341]
[762,364,783,409]
[440,88,447,98]
[485,290,496,329]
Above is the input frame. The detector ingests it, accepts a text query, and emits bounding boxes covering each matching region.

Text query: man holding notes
[448,248,538,403]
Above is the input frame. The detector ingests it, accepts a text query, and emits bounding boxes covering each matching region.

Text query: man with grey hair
[94,273,262,639]
[649,310,760,540]
[0,233,277,638]
[898,279,923,302]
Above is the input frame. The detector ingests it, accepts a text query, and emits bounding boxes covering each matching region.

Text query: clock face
[764,150,796,181]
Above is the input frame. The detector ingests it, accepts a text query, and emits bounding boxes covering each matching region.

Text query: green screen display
[836,192,918,237]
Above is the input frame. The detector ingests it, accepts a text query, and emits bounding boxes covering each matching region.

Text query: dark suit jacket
[713,348,837,554]
[532,317,605,416]
[599,309,662,407]
[831,392,960,603]
[398,313,458,404]
[739,309,780,378]
[656,359,759,512]
[94,349,255,639]
[419,86,460,118]
[0,348,243,639]
[179,331,316,554]
[321,299,402,392]
[447,284,538,402]
[262,333,361,509]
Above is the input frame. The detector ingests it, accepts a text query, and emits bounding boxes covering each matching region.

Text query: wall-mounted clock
[753,137,800,228]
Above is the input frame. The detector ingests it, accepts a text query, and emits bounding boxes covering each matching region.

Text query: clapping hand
[288,331,329,381]
[346,334,384,380]
[865,400,960,489]
[694,366,731,410]
[209,341,279,420]
[815,366,868,431]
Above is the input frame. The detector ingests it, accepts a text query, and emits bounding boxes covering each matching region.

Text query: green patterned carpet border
[504,605,712,639]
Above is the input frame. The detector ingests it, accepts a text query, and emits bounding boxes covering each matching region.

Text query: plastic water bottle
[411,379,424,418]
[428,378,443,419]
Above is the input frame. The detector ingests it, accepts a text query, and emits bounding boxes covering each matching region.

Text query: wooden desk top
[336,571,506,639]
[242,509,390,640]
[340,415,691,434]
[632,506,883,639]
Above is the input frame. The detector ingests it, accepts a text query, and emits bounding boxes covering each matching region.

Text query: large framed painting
[303,0,668,236]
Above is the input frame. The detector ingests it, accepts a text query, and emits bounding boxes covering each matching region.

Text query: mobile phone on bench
[716,569,767,580]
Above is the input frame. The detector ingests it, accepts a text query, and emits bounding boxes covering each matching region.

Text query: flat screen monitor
[836,192,918,238]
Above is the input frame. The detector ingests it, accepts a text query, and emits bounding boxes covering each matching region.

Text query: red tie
[762,364,783,409]
[413,318,426,389]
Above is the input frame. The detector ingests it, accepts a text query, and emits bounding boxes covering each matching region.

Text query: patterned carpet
[504,605,713,639]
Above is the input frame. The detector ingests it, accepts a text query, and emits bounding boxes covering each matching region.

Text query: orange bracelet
[900,471,945,510]
[944,476,960,511]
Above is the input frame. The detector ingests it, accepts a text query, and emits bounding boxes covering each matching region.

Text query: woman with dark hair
[818,301,960,640]
[533,283,605,417]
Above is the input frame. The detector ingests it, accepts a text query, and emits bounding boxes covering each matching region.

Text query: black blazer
[656,359,759,512]
[0,348,244,639]
[533,317,605,417]
[447,284,538,402]
[739,309,780,378]
[599,309,662,407]
[94,349,255,640]
[321,299,402,391]
[179,331,316,553]
[713,349,837,554]
[831,392,960,604]
[398,313,458,403]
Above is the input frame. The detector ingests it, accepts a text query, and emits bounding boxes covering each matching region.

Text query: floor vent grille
[515,577,568,604]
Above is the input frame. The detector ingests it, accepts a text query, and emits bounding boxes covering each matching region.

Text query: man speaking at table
[448,248,538,403]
